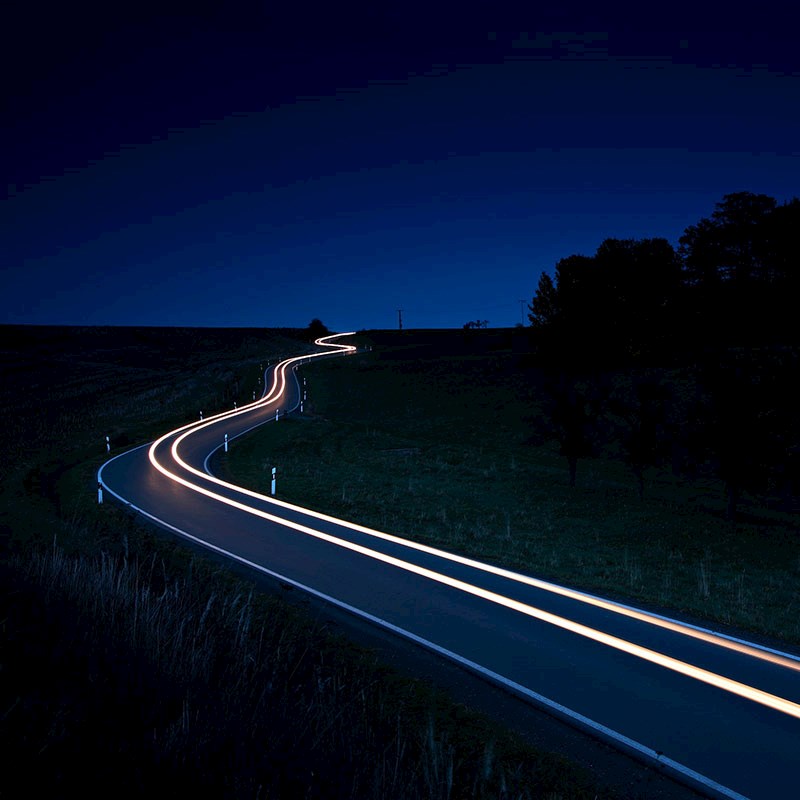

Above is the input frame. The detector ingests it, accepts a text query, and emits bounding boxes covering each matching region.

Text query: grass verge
[3,539,609,799]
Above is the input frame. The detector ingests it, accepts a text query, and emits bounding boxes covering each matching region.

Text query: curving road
[99,332,800,800]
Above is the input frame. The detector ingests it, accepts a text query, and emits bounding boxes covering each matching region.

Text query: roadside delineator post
[234,401,237,410]
[275,409,279,422]
[97,481,103,504]
[200,411,203,421]
[271,467,276,496]
[105,435,110,453]
[253,391,256,401]
[224,433,228,453]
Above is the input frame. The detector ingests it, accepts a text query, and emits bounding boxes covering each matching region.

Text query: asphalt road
[99,333,800,800]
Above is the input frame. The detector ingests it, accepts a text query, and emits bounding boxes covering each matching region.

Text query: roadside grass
[1,326,619,800]
[217,344,800,648]
[1,326,308,556]
[3,541,606,799]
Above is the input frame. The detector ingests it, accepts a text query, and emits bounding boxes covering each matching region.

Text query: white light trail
[167,335,800,676]
[144,332,800,721]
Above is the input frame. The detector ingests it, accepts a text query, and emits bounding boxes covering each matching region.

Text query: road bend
[99,332,800,800]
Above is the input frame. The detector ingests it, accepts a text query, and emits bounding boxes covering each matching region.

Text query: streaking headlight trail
[98,330,800,800]
[141,332,800,723]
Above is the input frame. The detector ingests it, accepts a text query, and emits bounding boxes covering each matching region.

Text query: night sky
[4,5,799,332]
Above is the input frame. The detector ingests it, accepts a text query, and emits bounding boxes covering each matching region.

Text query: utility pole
[397,309,403,331]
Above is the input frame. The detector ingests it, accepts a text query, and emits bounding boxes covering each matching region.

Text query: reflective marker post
[224,433,228,453]
[106,435,110,453]
[275,409,279,422]
[200,411,203,421]
[97,481,103,504]
[271,467,276,496]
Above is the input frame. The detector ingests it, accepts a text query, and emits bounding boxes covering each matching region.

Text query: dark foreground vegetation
[6,540,597,798]
[1,324,622,799]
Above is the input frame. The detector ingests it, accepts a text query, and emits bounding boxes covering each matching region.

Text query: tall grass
[2,541,609,799]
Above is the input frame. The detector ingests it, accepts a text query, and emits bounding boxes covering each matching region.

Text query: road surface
[99,332,800,800]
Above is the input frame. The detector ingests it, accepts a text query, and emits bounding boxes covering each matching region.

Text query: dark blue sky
[4,5,799,331]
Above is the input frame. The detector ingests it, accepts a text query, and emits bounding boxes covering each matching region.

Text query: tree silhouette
[528,272,558,330]
[592,238,682,359]
[524,190,800,518]
[608,377,668,499]
[538,374,602,487]
[761,198,800,287]
[306,319,329,340]
[695,350,800,520]
[528,239,681,365]
[677,192,794,345]
[759,198,800,343]
[707,192,777,284]
[527,253,601,365]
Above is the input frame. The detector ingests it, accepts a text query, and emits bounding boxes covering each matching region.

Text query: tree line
[529,192,800,362]
[525,192,800,519]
